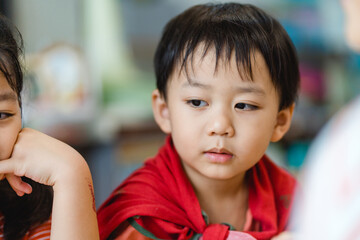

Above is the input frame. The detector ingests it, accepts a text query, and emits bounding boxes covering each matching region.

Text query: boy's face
[152,48,294,181]
[0,74,22,160]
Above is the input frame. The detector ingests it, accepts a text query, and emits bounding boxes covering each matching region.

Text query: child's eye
[187,99,208,108]
[0,112,13,120]
[235,103,258,111]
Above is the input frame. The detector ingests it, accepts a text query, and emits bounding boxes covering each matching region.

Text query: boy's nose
[207,111,235,137]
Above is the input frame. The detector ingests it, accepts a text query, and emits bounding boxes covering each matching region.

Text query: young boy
[98,3,299,240]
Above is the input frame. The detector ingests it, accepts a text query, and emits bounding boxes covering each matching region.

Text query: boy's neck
[183,164,249,229]
[182,161,247,198]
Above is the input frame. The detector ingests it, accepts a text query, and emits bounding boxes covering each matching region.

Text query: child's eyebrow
[182,80,265,96]
[181,80,211,89]
[235,86,266,96]
[0,91,18,102]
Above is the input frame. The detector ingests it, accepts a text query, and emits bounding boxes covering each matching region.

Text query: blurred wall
[13,0,84,53]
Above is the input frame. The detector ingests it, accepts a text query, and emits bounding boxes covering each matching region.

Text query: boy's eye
[0,112,12,120]
[187,99,208,107]
[235,103,258,110]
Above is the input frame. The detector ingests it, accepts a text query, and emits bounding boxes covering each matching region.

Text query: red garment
[97,136,296,240]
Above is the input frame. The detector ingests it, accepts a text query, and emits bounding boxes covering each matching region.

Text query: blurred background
[1,0,359,207]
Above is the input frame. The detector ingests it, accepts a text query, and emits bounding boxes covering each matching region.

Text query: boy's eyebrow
[181,80,211,89]
[235,86,266,95]
[182,79,266,95]
[0,91,18,102]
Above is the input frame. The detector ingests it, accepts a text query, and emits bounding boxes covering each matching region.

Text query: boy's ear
[270,103,295,142]
[152,89,171,134]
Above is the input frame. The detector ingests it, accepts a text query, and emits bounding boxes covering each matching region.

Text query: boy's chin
[200,169,244,181]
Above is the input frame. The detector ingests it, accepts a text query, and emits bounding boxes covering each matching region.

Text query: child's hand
[0,128,88,196]
[0,128,99,239]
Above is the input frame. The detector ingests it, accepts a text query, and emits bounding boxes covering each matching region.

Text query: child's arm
[0,128,99,240]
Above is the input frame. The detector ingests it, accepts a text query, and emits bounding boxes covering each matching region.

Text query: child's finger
[10,187,25,196]
[5,176,26,196]
[0,173,5,180]
[0,159,33,195]
[6,173,33,196]
[0,158,17,174]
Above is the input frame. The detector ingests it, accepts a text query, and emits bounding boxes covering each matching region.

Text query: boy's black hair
[154,2,300,110]
[0,14,53,240]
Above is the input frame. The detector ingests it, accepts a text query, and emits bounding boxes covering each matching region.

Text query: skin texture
[0,74,99,239]
[152,47,294,230]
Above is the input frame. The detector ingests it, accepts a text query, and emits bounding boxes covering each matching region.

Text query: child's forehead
[0,75,18,100]
[174,46,268,83]
[0,90,17,100]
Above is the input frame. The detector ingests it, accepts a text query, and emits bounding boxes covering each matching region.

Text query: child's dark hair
[0,13,53,240]
[0,14,23,105]
[154,2,300,110]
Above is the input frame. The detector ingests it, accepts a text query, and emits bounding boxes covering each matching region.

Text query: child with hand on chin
[0,14,99,240]
[98,3,300,240]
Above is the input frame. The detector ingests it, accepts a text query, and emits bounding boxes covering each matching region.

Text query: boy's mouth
[204,148,233,163]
